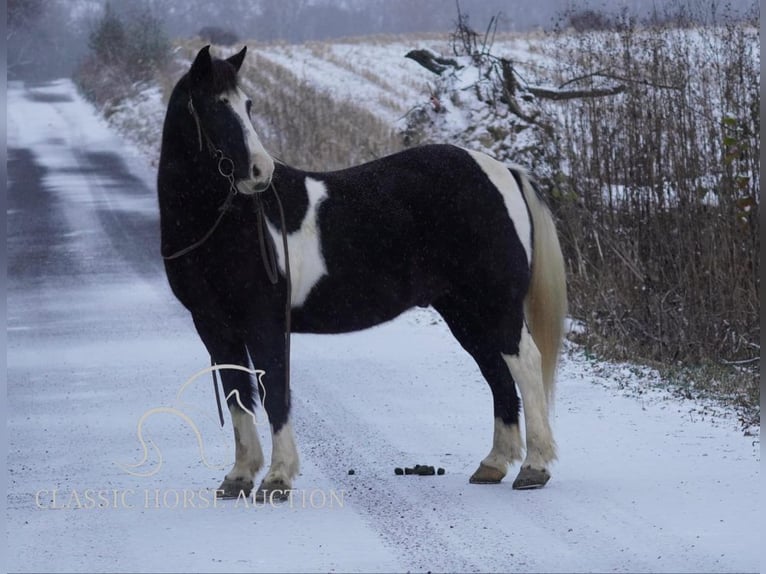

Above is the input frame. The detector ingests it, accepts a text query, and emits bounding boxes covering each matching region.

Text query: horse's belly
[289,272,422,334]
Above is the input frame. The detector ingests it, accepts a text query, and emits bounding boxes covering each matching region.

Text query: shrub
[75,2,170,109]
[87,1,127,67]
[544,8,760,372]
[125,8,171,79]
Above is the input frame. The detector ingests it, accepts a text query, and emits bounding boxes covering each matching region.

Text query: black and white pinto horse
[158,46,567,499]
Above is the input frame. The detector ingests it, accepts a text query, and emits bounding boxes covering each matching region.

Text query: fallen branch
[527,84,626,100]
[405,49,462,76]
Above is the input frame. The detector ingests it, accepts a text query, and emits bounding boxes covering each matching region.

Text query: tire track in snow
[292,385,483,573]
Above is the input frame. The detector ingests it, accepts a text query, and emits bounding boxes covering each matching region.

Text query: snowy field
[6,71,760,574]
[254,36,545,124]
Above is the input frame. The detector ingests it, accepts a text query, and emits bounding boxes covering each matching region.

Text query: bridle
[161,97,247,262]
[162,96,293,422]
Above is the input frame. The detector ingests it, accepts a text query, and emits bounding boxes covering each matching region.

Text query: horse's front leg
[193,316,264,498]
[246,326,299,502]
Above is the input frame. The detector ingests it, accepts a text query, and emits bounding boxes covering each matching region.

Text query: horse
[157,45,567,500]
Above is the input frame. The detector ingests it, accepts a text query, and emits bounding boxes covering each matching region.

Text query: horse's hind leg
[469,354,525,485]
[193,317,264,498]
[502,324,556,489]
[433,297,524,484]
[435,296,555,488]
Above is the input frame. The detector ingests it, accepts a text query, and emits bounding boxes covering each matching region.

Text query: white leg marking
[481,417,523,472]
[464,148,532,264]
[502,327,556,470]
[266,177,328,307]
[263,421,299,486]
[226,405,264,482]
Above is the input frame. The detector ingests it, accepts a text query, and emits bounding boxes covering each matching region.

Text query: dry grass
[173,39,402,171]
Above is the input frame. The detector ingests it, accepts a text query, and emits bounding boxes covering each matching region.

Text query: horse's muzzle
[237,178,271,195]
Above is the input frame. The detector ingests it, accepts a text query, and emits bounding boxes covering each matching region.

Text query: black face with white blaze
[189,46,275,194]
[215,86,275,194]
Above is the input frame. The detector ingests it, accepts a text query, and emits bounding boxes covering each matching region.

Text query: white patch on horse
[226,404,264,481]
[266,177,329,307]
[263,421,300,485]
[481,417,523,472]
[220,87,274,192]
[502,327,557,470]
[464,149,532,264]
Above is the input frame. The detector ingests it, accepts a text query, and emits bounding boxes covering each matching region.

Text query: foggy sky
[8,0,759,81]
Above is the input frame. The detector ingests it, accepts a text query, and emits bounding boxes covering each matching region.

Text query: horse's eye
[220,97,230,105]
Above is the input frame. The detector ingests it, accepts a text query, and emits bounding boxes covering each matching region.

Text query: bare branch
[527,84,626,100]
[720,357,760,366]
[559,71,683,91]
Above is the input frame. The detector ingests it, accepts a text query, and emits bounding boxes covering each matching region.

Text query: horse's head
[187,45,274,194]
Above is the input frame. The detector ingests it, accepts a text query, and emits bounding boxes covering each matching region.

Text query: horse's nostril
[252,165,261,179]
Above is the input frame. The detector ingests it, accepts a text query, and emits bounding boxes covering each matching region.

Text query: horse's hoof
[512,466,551,490]
[469,463,506,484]
[217,477,253,499]
[254,478,292,503]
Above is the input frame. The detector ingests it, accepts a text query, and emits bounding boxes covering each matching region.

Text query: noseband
[162,96,293,420]
[188,97,237,180]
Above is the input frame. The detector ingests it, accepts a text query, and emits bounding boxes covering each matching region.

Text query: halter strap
[188,97,216,155]
[161,186,236,261]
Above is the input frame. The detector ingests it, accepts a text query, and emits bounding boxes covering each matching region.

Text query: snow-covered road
[6,80,760,573]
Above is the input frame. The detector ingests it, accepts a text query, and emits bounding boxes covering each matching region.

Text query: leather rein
[162,97,292,425]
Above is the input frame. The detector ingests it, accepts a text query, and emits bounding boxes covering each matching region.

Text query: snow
[248,37,547,127]
[257,42,427,123]
[107,84,167,166]
[7,74,760,574]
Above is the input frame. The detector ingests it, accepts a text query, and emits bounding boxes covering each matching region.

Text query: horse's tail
[514,168,568,406]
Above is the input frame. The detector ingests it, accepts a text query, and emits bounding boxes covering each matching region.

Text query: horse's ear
[190,45,213,87]
[226,46,247,73]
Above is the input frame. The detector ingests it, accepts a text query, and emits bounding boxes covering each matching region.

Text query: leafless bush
[403,11,564,190]
[543,8,759,377]
[74,3,170,113]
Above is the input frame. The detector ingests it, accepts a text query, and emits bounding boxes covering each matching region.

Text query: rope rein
[161,187,236,261]
[163,97,292,423]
